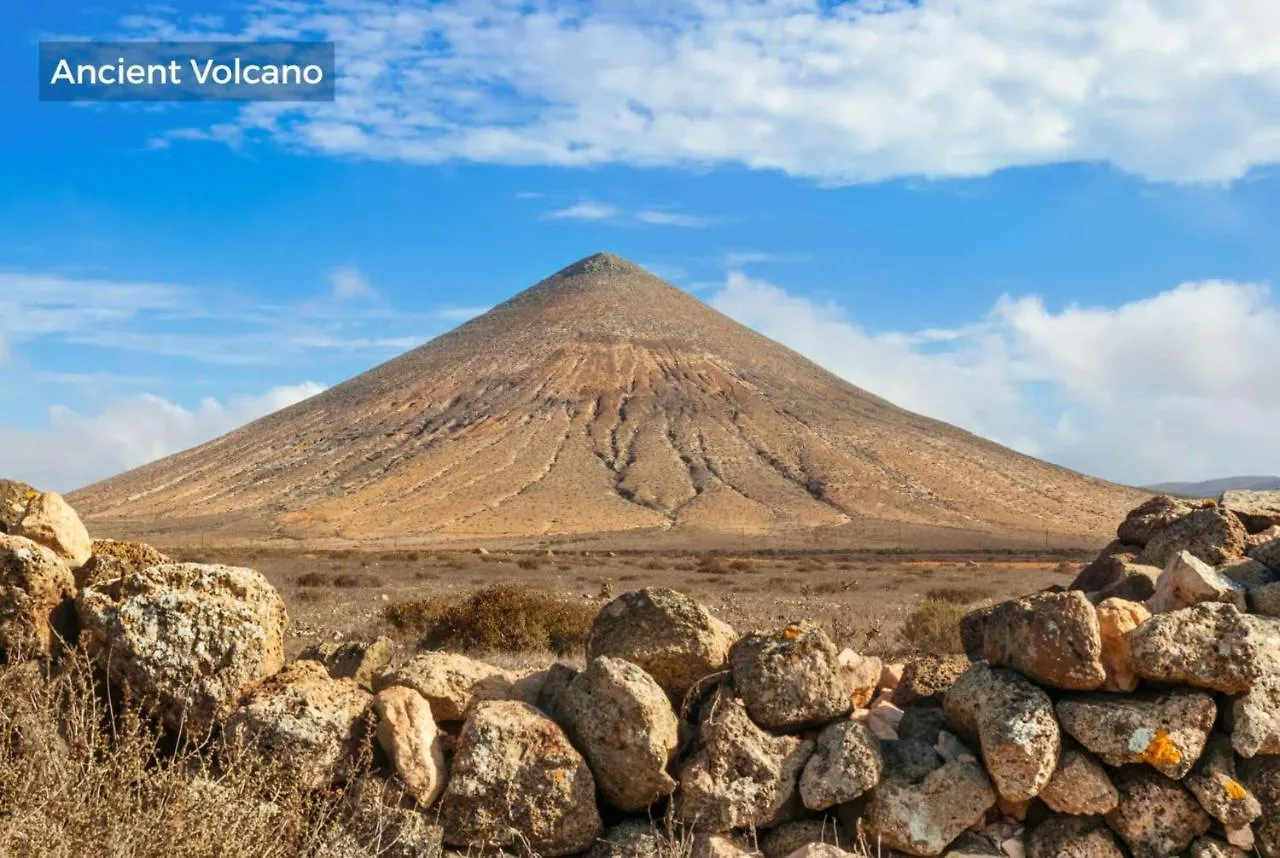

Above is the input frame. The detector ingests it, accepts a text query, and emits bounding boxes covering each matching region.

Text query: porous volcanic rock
[0,479,36,533]
[892,656,970,708]
[12,491,91,569]
[798,718,883,810]
[1222,489,1280,533]
[223,659,372,789]
[585,821,664,858]
[1247,580,1280,616]
[1147,551,1247,613]
[76,562,287,734]
[1252,535,1280,572]
[0,534,75,660]
[690,833,760,858]
[1039,745,1119,816]
[372,685,447,807]
[729,622,851,732]
[375,651,519,723]
[1126,603,1264,693]
[1094,598,1148,692]
[535,662,579,721]
[1092,562,1161,604]
[1238,754,1280,858]
[302,636,394,691]
[588,588,736,701]
[437,700,601,857]
[980,591,1105,690]
[1219,556,1277,591]
[558,656,680,812]
[1233,663,1280,757]
[1118,495,1215,547]
[1189,837,1251,858]
[1137,508,1247,569]
[865,759,996,857]
[758,821,839,858]
[944,664,1060,802]
[77,539,170,588]
[1184,732,1262,827]
[677,693,814,832]
[1026,816,1125,858]
[1104,766,1212,858]
[1071,540,1140,591]
[1055,691,1215,779]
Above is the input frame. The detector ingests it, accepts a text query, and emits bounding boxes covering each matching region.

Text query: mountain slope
[1147,476,1280,497]
[71,253,1146,544]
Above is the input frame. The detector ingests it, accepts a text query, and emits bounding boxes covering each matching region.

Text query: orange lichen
[1223,777,1249,800]
[1140,728,1183,769]
[782,625,804,640]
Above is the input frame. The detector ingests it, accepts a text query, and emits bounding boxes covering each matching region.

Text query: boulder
[959,603,998,660]
[1248,580,1280,616]
[12,491,91,569]
[1189,837,1251,858]
[1039,745,1119,815]
[1147,551,1247,613]
[222,659,372,789]
[730,622,851,732]
[865,697,905,740]
[1103,766,1212,858]
[0,479,36,533]
[77,539,170,588]
[1184,732,1261,827]
[1126,602,1264,694]
[838,649,882,709]
[1252,534,1280,571]
[1025,816,1125,858]
[1055,690,1215,779]
[1238,755,1280,858]
[865,759,997,856]
[587,588,736,701]
[1071,540,1140,591]
[981,591,1105,690]
[1233,661,1280,757]
[893,656,970,708]
[881,738,945,783]
[558,656,680,812]
[944,664,1060,802]
[534,662,578,721]
[781,847,850,858]
[760,821,837,858]
[437,700,601,857]
[799,718,883,810]
[0,534,75,660]
[677,693,814,832]
[76,562,287,734]
[585,821,664,858]
[1118,495,1215,547]
[1094,598,1148,692]
[1219,556,1276,590]
[372,685,447,807]
[301,636,394,690]
[1137,508,1247,569]
[1091,562,1161,604]
[691,833,760,858]
[1222,489,1280,533]
[946,832,1004,857]
[376,651,519,723]
[897,706,948,745]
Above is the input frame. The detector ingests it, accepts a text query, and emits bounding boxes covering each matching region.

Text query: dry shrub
[925,585,995,605]
[516,555,549,571]
[694,556,729,575]
[294,588,326,603]
[296,571,332,587]
[899,599,969,655]
[644,559,669,571]
[385,585,595,655]
[727,559,753,572]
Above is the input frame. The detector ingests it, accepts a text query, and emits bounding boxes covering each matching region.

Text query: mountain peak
[554,251,648,278]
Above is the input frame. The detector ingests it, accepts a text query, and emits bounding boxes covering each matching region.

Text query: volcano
[71,253,1145,547]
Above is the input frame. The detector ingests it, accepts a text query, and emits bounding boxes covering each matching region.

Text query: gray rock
[1189,836,1250,858]
[1233,649,1280,757]
[0,535,75,661]
[300,636,394,691]
[1104,767,1212,858]
[1218,556,1277,590]
[799,718,883,810]
[760,821,840,858]
[729,622,852,732]
[585,821,664,858]
[1072,540,1141,590]
[1137,508,1247,568]
[1222,489,1280,533]
[1118,496,1216,547]
[881,738,945,783]
[981,591,1105,690]
[534,662,578,721]
[865,759,997,857]
[1184,733,1261,827]
[1237,755,1280,858]
[1039,746,1118,816]
[1026,816,1125,858]
[892,656,972,708]
[1055,690,1215,779]
[1126,602,1264,694]
[897,706,948,744]
[1251,534,1280,572]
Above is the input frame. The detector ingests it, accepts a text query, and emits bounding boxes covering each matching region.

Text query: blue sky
[2,0,1280,491]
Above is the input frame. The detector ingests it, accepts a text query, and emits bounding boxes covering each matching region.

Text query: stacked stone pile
[1,478,1279,858]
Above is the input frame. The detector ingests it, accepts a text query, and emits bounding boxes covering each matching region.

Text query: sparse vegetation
[899,598,970,654]
[924,585,995,605]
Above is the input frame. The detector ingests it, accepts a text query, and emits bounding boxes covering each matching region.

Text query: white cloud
[137,0,1280,184]
[0,383,325,493]
[545,201,621,221]
[544,200,724,227]
[328,264,378,300]
[712,273,1280,485]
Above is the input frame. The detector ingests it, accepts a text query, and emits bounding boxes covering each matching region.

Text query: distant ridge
[1147,476,1280,498]
[71,253,1147,546]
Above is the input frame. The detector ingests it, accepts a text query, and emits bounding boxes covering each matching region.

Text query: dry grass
[898,599,970,655]
[924,585,995,605]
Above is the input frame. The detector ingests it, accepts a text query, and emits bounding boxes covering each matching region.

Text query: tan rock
[838,649,882,709]
[223,660,371,789]
[893,655,970,707]
[1189,836,1250,858]
[1117,495,1215,547]
[1147,550,1247,613]
[1249,581,1280,616]
[1071,540,1140,590]
[1094,598,1148,692]
[0,479,36,533]
[13,491,91,569]
[1055,690,1215,779]
[1184,732,1261,827]
[437,700,601,857]
[588,588,736,701]
[691,833,760,858]
[1222,489,1280,533]
[799,718,883,810]
[1127,602,1265,694]
[1137,508,1247,568]
[376,651,518,723]
[759,821,838,858]
[1252,534,1280,571]
[1104,767,1211,858]
[730,622,851,732]
[77,562,287,734]
[301,636,394,690]
[558,656,679,812]
[1218,556,1276,590]
[585,821,663,858]
[0,535,75,660]
[1237,755,1280,858]
[1025,816,1125,858]
[1233,663,1280,757]
[865,698,906,740]
[879,661,905,692]
[77,539,169,588]
[373,685,446,807]
[1039,746,1118,815]
[781,847,851,858]
[981,591,1105,690]
[865,759,996,857]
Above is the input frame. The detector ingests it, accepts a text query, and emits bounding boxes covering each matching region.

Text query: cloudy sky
[3,0,1280,491]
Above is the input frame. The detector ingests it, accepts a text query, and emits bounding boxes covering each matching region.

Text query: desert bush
[384,585,595,655]
[382,595,451,639]
[899,599,969,655]
[644,559,668,571]
[727,559,753,572]
[695,556,729,575]
[296,571,332,587]
[924,585,995,605]
[293,588,327,603]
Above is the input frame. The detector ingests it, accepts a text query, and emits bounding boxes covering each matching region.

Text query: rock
[838,649,882,709]
[946,832,1004,857]
[881,738,945,783]
[1184,732,1261,827]
[865,759,997,856]
[1224,825,1255,852]
[1072,540,1140,591]
[341,777,447,858]
[1222,489,1280,533]
[1039,745,1119,815]
[1147,550,1247,613]
[12,491,91,569]
[981,591,1105,690]
[372,685,446,807]
[588,588,736,702]
[760,821,838,858]
[1104,766,1212,858]
[781,847,850,858]
[558,656,679,812]
[1126,603,1264,694]
[1137,508,1247,569]
[438,701,600,857]
[729,622,851,731]
[1252,534,1280,572]
[691,833,760,858]
[1094,598,1148,692]
[893,656,970,708]
[880,662,905,691]
[301,636,394,690]
[677,693,814,832]
[1025,816,1124,858]
[936,730,976,765]
[0,535,75,660]
[1189,836,1250,858]
[865,697,906,740]
[1219,556,1277,590]
[799,718,883,810]
[944,664,1060,803]
[1248,580,1280,616]
[1237,755,1280,858]
[0,479,36,533]
[898,706,948,744]
[1055,690,1215,779]
[1092,562,1162,604]
[959,603,999,660]
[376,651,518,723]
[77,562,287,734]
[222,659,372,789]
[586,821,664,858]
[1233,660,1280,757]
[1118,496,1216,547]
[534,662,578,721]
[77,539,170,588]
